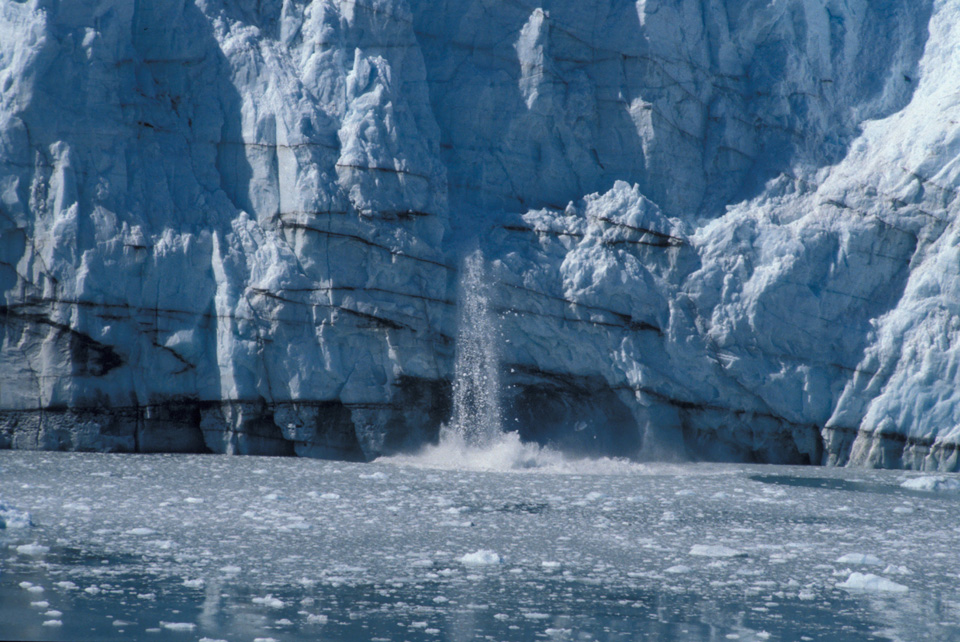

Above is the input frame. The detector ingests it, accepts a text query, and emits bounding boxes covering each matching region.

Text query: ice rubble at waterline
[2,0,960,469]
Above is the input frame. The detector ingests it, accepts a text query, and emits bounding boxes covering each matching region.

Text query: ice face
[2,1,960,468]
[3,451,960,641]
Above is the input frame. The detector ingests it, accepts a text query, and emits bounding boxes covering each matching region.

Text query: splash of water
[383,251,639,473]
[445,250,503,447]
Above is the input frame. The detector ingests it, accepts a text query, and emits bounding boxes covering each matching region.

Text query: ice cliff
[2,0,959,470]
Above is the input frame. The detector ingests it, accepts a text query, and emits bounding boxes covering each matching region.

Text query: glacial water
[2,450,960,642]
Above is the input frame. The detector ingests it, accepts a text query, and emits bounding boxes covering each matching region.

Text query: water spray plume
[446,250,503,446]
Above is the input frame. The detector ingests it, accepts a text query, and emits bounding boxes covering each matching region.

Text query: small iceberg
[836,572,908,593]
[835,553,884,566]
[459,550,501,567]
[900,476,960,492]
[0,501,33,529]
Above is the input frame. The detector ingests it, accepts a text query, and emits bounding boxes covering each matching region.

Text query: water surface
[2,451,959,641]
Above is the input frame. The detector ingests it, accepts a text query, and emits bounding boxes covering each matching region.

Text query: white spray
[445,250,503,447]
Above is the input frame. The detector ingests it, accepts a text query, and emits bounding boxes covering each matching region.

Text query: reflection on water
[1,452,959,641]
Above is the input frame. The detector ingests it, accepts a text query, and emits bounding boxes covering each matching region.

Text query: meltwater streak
[385,251,639,474]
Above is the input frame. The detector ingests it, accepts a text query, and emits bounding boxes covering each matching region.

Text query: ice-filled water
[3,450,960,641]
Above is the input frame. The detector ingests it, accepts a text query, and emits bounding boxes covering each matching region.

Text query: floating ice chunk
[541,561,561,570]
[665,565,692,574]
[901,476,960,492]
[320,493,340,500]
[220,565,241,575]
[16,543,49,556]
[184,497,204,504]
[883,565,911,575]
[199,638,230,642]
[253,638,279,642]
[113,620,134,627]
[359,472,388,480]
[182,579,205,589]
[689,545,746,558]
[835,553,883,566]
[0,502,33,528]
[545,628,572,637]
[30,600,49,607]
[44,610,63,618]
[306,614,328,624]
[836,572,908,593]
[797,589,816,601]
[55,581,78,590]
[126,528,156,536]
[161,622,197,631]
[459,550,501,567]
[522,612,550,620]
[42,620,62,627]
[85,586,101,595]
[252,595,286,609]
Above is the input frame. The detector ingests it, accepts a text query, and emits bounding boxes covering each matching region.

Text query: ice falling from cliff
[446,251,503,446]
[390,251,630,471]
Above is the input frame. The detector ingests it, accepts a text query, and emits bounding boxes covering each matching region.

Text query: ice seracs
[1,0,960,469]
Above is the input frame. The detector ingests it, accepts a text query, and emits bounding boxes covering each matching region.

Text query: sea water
[2,450,960,641]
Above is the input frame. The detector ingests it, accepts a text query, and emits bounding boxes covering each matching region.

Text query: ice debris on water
[665,565,693,574]
[835,553,884,566]
[252,595,286,609]
[901,476,960,492]
[459,550,501,567]
[125,528,156,536]
[161,622,197,632]
[836,573,908,593]
[15,543,49,556]
[0,502,32,529]
[689,545,746,558]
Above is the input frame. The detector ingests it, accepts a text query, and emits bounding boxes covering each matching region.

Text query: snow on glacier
[1,0,960,468]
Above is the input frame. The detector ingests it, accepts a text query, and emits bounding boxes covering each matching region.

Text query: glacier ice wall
[1,0,959,469]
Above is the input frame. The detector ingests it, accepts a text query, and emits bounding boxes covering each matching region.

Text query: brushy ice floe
[458,550,501,567]
[836,573,908,594]
[900,476,960,492]
[0,501,32,529]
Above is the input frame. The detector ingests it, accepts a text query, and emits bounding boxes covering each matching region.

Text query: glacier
[1,0,959,469]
